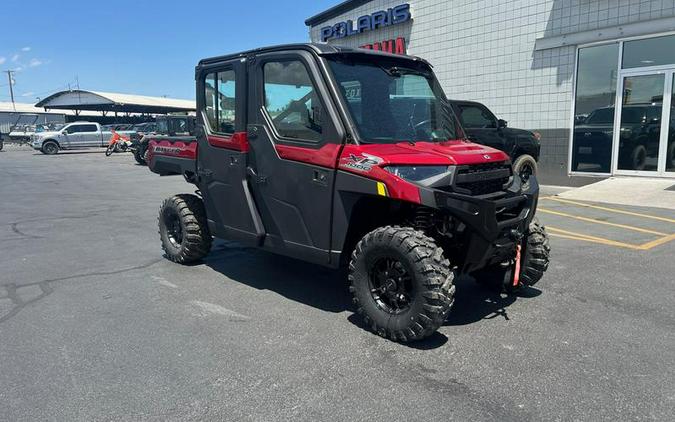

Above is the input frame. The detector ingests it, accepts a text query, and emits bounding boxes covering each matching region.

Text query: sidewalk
[542,177,675,210]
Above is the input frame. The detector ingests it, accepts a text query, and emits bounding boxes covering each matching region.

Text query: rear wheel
[349,226,455,342]
[134,144,147,165]
[41,141,58,155]
[158,194,212,264]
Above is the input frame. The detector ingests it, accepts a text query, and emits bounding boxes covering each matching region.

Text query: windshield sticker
[343,153,383,172]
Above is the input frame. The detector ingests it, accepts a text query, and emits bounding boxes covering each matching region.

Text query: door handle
[247,167,267,184]
[312,169,328,186]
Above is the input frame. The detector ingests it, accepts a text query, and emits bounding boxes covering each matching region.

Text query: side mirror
[498,119,508,128]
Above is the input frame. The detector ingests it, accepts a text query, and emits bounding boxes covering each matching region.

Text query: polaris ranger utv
[148,44,550,342]
[132,115,195,165]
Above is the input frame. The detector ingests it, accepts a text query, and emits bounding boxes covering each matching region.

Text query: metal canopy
[35,90,195,114]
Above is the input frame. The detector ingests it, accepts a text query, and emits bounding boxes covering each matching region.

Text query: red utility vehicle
[148,44,550,342]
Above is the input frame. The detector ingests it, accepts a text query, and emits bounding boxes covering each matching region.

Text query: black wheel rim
[164,209,183,247]
[519,163,534,181]
[45,143,56,154]
[368,257,414,314]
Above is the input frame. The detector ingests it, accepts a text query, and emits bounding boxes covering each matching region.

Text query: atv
[148,44,550,342]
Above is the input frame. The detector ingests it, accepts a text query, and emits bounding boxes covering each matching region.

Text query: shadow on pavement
[203,241,352,314]
[444,275,541,326]
[203,240,539,349]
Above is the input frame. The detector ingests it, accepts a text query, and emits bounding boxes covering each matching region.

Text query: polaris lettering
[320,4,411,41]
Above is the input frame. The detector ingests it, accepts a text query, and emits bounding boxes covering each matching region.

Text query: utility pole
[5,70,16,111]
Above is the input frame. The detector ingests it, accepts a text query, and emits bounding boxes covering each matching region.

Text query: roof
[0,101,98,116]
[305,0,374,26]
[198,43,429,68]
[35,90,195,114]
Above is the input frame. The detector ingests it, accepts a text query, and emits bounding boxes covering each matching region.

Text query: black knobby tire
[158,194,212,264]
[105,143,116,156]
[42,141,58,155]
[349,226,455,342]
[134,144,147,165]
[519,217,550,287]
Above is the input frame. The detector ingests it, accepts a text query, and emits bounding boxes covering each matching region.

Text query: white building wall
[309,0,675,183]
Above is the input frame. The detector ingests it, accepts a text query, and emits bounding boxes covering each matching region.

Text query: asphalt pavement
[1,147,674,421]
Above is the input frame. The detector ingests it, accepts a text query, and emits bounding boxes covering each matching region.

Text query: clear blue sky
[0,0,338,103]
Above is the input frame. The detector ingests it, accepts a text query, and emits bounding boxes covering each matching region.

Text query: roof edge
[305,0,374,26]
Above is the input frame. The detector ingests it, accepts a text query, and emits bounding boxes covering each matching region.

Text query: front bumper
[420,176,538,272]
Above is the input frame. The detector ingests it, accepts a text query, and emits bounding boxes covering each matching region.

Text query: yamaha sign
[320,3,411,42]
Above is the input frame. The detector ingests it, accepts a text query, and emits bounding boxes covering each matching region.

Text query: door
[196,60,263,245]
[452,102,511,154]
[614,70,675,175]
[78,124,101,147]
[247,50,344,265]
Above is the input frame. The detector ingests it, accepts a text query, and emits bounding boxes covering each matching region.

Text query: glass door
[613,70,675,176]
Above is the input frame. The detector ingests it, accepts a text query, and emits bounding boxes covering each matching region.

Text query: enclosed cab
[148,44,550,342]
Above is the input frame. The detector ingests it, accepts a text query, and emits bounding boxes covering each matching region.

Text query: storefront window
[571,43,619,173]
[623,35,675,69]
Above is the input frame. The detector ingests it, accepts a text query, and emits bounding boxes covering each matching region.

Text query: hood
[342,140,510,167]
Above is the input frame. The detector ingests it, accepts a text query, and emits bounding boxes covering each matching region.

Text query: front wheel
[158,194,212,264]
[473,217,551,292]
[349,226,455,342]
[105,143,116,156]
[512,154,538,181]
[41,141,59,155]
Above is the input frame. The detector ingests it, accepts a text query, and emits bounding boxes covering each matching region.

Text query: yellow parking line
[538,208,667,236]
[541,197,675,224]
[637,233,675,250]
[546,227,644,250]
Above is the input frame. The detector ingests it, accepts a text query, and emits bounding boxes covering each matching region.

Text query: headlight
[384,165,455,187]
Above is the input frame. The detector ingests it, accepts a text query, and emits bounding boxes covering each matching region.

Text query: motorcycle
[105,130,133,156]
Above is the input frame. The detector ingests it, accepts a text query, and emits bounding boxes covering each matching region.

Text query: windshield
[327,58,458,143]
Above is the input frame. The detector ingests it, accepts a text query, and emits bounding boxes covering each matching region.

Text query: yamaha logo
[483,154,491,160]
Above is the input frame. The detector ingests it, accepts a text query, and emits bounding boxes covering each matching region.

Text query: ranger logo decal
[154,146,183,155]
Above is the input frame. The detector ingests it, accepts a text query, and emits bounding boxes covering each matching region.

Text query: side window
[263,60,323,142]
[66,125,81,134]
[458,105,497,128]
[81,124,98,132]
[204,70,236,134]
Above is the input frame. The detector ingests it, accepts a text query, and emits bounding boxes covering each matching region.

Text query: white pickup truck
[31,121,136,155]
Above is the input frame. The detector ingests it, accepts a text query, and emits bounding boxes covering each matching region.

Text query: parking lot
[1,148,674,421]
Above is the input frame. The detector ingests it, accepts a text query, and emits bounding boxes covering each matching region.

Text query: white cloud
[11,54,19,62]
[28,58,43,67]
[0,56,5,65]
[21,47,31,52]
[21,92,34,97]
[14,66,23,72]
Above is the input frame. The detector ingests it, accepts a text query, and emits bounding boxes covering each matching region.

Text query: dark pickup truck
[450,100,541,179]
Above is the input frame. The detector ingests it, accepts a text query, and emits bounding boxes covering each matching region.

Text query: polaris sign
[320,3,411,42]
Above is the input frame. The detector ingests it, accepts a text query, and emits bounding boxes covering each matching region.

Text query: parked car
[132,115,195,165]
[572,105,675,172]
[146,43,550,343]
[449,100,541,179]
[31,121,136,155]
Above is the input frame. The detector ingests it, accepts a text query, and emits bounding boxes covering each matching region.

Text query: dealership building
[307,0,675,185]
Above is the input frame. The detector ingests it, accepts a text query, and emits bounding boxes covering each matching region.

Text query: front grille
[453,162,512,196]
